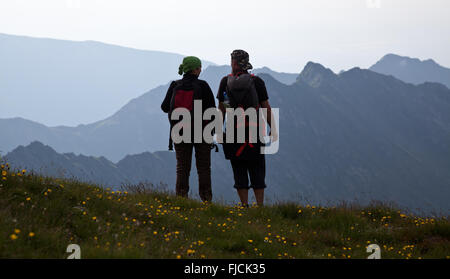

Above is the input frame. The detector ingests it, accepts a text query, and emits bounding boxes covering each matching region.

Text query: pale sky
[0,0,449,73]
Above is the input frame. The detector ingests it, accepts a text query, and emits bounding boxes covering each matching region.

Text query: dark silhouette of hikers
[162,51,277,206]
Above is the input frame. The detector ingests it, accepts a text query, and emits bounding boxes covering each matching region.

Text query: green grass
[0,163,449,259]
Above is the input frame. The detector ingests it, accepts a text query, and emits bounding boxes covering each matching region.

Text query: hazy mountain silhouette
[296,62,337,87]
[370,54,450,88]
[4,62,450,214]
[0,33,300,126]
[0,33,215,126]
[252,67,298,85]
[0,84,169,162]
[261,64,450,213]
[3,141,237,202]
[0,65,296,161]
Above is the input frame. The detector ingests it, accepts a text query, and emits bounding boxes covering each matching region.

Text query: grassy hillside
[0,162,449,259]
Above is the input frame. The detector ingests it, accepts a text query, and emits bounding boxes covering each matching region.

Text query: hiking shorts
[230,155,267,190]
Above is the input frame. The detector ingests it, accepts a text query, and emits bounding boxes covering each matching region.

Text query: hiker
[217,50,278,207]
[161,56,216,202]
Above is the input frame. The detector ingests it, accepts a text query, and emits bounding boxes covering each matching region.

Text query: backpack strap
[169,80,183,113]
[168,80,183,151]
[225,76,241,108]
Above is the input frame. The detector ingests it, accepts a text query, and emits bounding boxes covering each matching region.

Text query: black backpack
[226,73,259,109]
[222,73,265,160]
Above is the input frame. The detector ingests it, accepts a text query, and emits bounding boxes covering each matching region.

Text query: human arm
[216,77,228,122]
[161,81,176,113]
[260,100,278,142]
[254,77,278,142]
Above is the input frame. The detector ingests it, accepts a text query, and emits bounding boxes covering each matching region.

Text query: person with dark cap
[161,56,216,202]
[217,50,278,207]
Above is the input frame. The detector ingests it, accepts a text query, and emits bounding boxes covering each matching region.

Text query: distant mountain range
[0,33,215,126]
[0,33,296,126]
[4,62,450,214]
[0,64,297,161]
[370,54,450,88]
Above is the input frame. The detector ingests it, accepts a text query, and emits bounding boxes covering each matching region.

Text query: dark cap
[231,49,253,71]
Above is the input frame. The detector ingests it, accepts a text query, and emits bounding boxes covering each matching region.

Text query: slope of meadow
[0,163,449,259]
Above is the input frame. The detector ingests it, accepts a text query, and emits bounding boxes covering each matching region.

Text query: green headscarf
[178,56,202,75]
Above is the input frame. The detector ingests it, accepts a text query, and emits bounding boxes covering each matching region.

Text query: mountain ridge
[0,63,303,159]
[370,53,450,88]
[0,33,200,57]
[296,62,337,87]
[0,33,215,126]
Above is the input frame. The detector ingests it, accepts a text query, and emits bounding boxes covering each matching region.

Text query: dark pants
[230,155,267,190]
[174,143,212,202]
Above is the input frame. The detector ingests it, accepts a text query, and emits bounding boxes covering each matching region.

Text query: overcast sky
[0,0,449,73]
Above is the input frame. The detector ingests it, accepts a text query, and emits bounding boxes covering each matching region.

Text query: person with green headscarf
[161,56,216,203]
[178,56,202,76]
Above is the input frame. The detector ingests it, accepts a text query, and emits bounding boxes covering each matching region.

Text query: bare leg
[253,188,264,206]
[237,189,249,207]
